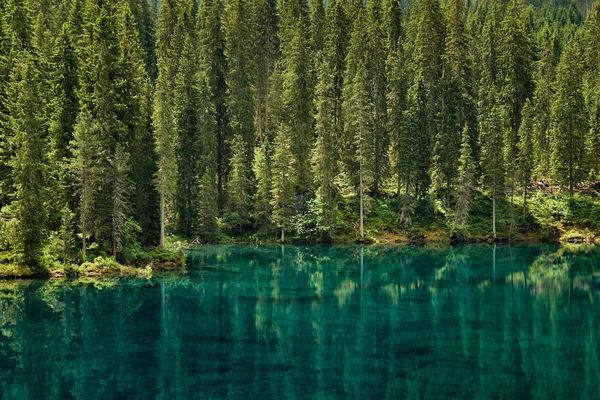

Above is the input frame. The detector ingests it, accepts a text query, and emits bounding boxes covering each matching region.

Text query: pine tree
[367,0,388,196]
[117,0,158,245]
[48,23,78,199]
[174,28,200,237]
[78,0,127,253]
[551,39,587,196]
[227,133,251,230]
[253,0,279,145]
[532,26,555,180]
[270,126,296,242]
[109,145,128,257]
[343,10,373,240]
[498,0,533,233]
[386,0,408,198]
[152,0,184,247]
[584,0,600,178]
[455,124,474,226]
[253,138,273,235]
[70,109,99,261]
[279,0,314,194]
[8,54,46,265]
[195,66,219,242]
[312,51,338,239]
[406,0,445,199]
[223,0,255,153]
[431,0,473,204]
[480,100,504,239]
[518,99,534,215]
[198,0,228,208]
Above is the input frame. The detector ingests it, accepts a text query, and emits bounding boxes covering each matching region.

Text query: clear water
[1,244,600,399]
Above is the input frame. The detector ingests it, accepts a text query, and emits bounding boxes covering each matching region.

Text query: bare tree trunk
[492,180,497,240]
[160,190,165,247]
[359,127,364,241]
[281,226,285,243]
[82,219,87,262]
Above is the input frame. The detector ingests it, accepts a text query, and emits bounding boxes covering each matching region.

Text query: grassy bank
[0,246,185,279]
[218,190,600,245]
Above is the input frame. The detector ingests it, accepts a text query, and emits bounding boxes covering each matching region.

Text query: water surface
[1,244,600,399]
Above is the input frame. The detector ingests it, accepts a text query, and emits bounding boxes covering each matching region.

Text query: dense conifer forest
[2,0,600,269]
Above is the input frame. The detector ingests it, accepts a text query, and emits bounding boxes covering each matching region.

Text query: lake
[0,244,599,399]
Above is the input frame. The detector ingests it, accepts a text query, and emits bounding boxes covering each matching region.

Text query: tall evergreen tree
[174,28,200,237]
[8,54,46,265]
[117,0,158,245]
[551,39,587,196]
[223,0,255,153]
[253,0,279,145]
[252,138,273,235]
[583,0,600,177]
[532,26,556,179]
[78,0,128,253]
[195,67,219,242]
[386,0,408,198]
[518,99,534,214]
[198,0,228,208]
[70,109,99,261]
[270,125,296,242]
[48,23,78,215]
[152,0,184,247]
[455,124,474,226]
[227,133,251,230]
[279,0,314,194]
[498,0,533,232]
[343,10,373,240]
[367,0,389,196]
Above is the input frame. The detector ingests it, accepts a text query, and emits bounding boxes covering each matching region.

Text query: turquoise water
[1,244,600,399]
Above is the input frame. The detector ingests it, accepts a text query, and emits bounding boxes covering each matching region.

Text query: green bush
[121,218,144,265]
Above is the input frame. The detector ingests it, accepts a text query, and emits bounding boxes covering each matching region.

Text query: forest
[1,0,600,269]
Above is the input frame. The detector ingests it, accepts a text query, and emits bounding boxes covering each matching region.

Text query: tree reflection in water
[0,244,599,399]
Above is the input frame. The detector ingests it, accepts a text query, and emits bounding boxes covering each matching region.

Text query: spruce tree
[253,138,273,236]
[584,0,600,178]
[343,10,373,240]
[117,0,158,245]
[78,0,127,253]
[270,126,296,242]
[152,0,184,247]
[227,133,251,230]
[367,0,389,196]
[551,39,587,196]
[480,97,504,239]
[532,26,555,180]
[279,0,314,194]
[455,124,474,226]
[253,0,279,145]
[174,28,200,237]
[195,68,218,242]
[70,109,99,261]
[518,99,534,215]
[386,0,408,198]
[8,54,46,266]
[312,51,338,239]
[498,0,533,233]
[48,23,79,215]
[198,0,228,208]
[223,0,255,153]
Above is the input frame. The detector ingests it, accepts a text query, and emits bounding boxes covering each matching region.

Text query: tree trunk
[492,182,497,240]
[359,130,364,241]
[160,190,165,247]
[82,220,87,262]
[281,226,285,243]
